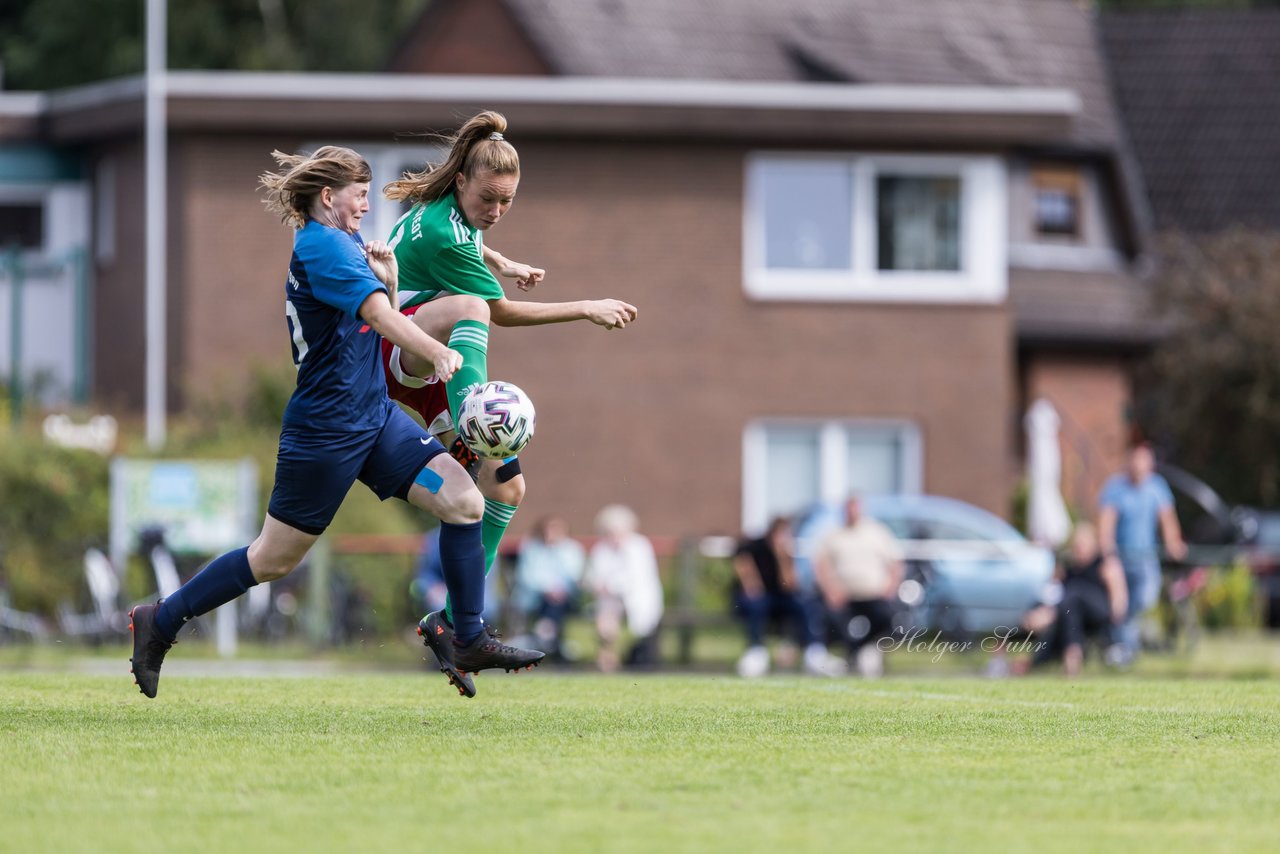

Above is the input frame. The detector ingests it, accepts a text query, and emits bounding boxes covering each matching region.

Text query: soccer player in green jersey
[380,110,636,688]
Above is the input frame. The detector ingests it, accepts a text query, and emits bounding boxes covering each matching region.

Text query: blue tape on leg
[413,465,444,494]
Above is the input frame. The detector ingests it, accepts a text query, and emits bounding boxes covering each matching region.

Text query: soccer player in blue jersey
[127,145,542,700]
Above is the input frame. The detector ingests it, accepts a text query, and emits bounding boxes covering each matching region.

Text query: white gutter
[40,70,1080,119]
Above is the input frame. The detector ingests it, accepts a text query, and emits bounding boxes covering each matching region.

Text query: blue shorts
[268,403,446,535]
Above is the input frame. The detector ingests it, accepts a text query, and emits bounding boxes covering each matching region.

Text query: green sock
[482,498,518,573]
[445,320,490,424]
[444,497,518,624]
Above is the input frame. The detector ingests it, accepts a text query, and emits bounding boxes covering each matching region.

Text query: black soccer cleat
[452,626,545,675]
[448,435,483,481]
[418,611,476,698]
[128,602,173,699]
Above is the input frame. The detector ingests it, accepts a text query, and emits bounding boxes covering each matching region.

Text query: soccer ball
[457,381,536,459]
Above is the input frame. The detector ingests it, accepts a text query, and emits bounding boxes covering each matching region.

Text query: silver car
[794,495,1055,635]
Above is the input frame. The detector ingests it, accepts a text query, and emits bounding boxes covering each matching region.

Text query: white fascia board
[43,70,1080,121]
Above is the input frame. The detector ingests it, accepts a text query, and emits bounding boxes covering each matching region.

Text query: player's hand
[587,299,638,330]
[428,346,463,384]
[365,240,399,288]
[497,258,545,292]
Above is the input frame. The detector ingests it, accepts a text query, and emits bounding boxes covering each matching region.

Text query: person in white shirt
[586,504,664,672]
[815,496,904,677]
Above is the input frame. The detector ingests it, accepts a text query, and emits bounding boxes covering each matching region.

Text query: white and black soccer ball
[457,381,536,460]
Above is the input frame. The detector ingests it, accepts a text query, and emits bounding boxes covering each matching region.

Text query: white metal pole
[144,0,167,448]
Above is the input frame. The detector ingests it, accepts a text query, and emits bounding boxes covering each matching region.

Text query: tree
[0,0,428,91]
[1134,230,1280,506]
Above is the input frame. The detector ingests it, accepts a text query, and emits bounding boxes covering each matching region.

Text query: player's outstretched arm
[489,296,638,329]
[483,245,543,292]
[358,293,462,383]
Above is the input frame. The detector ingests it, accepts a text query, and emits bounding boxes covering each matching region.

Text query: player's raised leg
[478,454,524,573]
[395,294,527,620]
[399,294,492,467]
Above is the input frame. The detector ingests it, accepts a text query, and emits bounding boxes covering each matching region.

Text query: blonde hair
[259,145,373,229]
[383,111,520,205]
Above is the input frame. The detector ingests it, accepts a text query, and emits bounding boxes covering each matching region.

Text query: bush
[1,363,434,628]
[0,430,110,614]
[1195,563,1261,631]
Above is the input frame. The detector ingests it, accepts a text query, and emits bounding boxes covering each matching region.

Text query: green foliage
[0,431,109,613]
[1,0,429,91]
[0,361,430,617]
[1196,563,1261,630]
[1135,230,1280,506]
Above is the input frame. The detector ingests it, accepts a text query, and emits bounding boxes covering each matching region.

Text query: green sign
[109,458,258,566]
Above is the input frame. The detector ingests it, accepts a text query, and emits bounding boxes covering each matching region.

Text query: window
[745,153,1006,303]
[742,419,922,534]
[0,203,44,251]
[759,160,852,270]
[1031,165,1081,238]
[876,175,961,271]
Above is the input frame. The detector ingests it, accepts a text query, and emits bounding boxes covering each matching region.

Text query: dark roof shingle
[1100,9,1280,232]
[502,0,1123,150]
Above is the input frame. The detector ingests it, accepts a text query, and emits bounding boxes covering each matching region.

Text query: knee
[452,295,490,325]
[486,472,525,506]
[438,482,484,525]
[255,563,295,583]
[246,548,299,583]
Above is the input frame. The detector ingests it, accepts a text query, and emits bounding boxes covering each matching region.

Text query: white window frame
[744,152,1007,304]
[741,417,923,535]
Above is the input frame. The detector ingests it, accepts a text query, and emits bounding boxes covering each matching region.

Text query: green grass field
[3,671,1279,853]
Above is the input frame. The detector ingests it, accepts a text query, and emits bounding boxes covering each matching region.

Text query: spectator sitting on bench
[731,517,820,678]
[513,515,585,662]
[586,505,664,672]
[1018,521,1128,677]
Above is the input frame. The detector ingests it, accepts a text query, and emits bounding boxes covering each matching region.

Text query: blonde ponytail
[383,111,520,205]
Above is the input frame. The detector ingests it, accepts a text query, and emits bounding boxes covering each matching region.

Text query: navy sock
[154,546,258,642]
[437,521,485,644]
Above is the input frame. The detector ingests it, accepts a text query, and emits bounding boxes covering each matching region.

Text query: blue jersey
[1099,473,1174,555]
[282,221,389,431]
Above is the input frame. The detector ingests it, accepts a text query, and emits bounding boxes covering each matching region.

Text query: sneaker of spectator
[853,644,884,679]
[803,643,846,677]
[736,645,770,678]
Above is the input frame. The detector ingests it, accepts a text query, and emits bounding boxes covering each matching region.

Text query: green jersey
[388,192,504,309]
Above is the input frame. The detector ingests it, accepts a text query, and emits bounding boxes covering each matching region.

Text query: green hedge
[0,432,110,613]
[1,363,431,622]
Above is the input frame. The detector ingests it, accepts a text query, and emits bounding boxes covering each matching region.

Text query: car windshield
[864,496,1026,544]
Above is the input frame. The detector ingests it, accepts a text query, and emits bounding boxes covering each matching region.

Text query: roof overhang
[1010,267,1163,350]
[0,92,45,140]
[7,71,1081,145]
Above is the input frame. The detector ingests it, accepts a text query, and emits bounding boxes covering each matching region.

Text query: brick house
[0,0,1159,538]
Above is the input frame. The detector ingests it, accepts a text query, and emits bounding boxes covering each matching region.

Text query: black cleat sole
[417,621,476,699]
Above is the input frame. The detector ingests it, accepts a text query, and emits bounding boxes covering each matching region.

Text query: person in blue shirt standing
[1098,442,1187,662]
[127,145,542,700]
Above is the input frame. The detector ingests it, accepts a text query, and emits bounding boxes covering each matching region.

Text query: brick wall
[136,135,1014,540]
[1023,353,1133,517]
